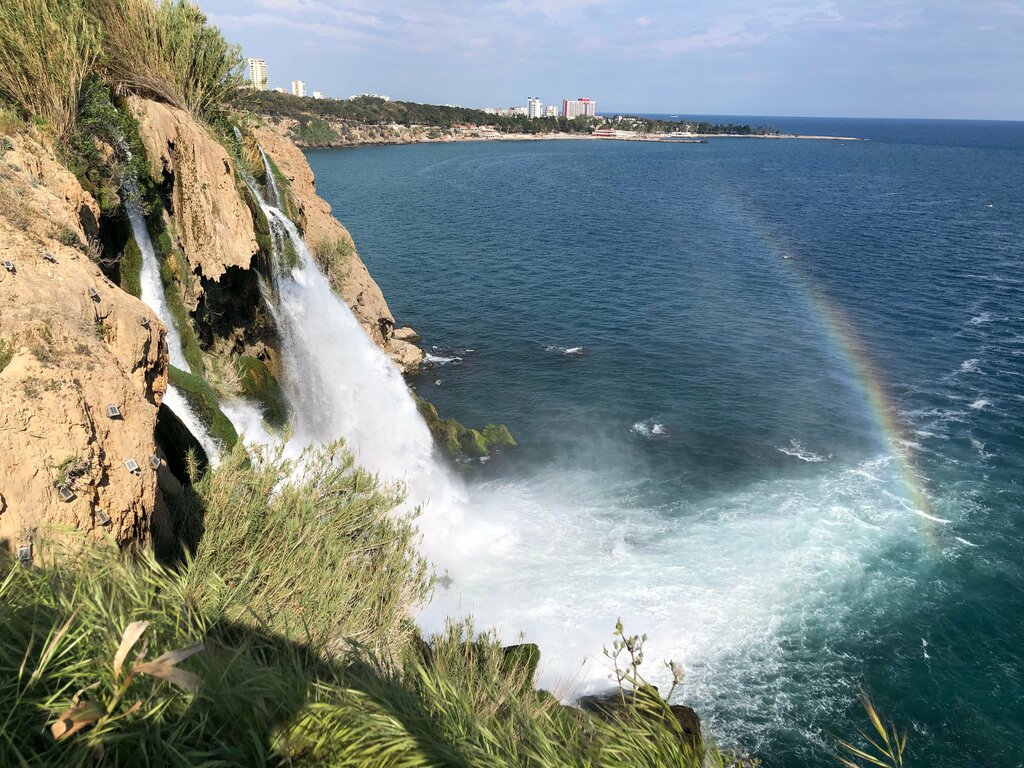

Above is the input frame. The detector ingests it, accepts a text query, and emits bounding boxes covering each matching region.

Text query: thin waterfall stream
[121,174,224,462]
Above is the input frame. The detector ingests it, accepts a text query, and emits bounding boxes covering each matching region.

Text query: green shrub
[90,0,244,123]
[180,442,429,651]
[0,0,99,140]
[168,365,237,449]
[65,76,148,216]
[290,115,340,145]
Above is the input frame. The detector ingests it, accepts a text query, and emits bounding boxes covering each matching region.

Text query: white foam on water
[243,148,929,751]
[959,358,982,373]
[421,456,925,750]
[631,420,668,437]
[969,312,993,326]
[776,439,827,462]
[424,352,462,365]
[969,399,991,410]
[545,344,587,357]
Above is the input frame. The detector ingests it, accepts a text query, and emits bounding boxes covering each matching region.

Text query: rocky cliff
[0,98,423,557]
[0,132,165,553]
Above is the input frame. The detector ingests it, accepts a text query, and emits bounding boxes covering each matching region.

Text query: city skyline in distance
[206,0,1024,121]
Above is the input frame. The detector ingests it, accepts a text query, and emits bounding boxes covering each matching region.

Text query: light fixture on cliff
[2,260,15,273]
[95,509,111,526]
[58,484,75,502]
[88,287,100,301]
[149,455,160,469]
[107,404,122,419]
[140,316,150,329]
[124,458,140,473]
[43,252,57,263]
[16,543,32,566]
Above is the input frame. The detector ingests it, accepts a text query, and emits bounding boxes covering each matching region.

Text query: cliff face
[0,99,425,555]
[129,97,259,291]
[252,124,423,373]
[0,133,165,554]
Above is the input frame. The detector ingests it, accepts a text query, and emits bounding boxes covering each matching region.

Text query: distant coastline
[284,122,863,150]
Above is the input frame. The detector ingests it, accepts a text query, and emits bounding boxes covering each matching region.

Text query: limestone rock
[393,326,421,342]
[129,97,258,289]
[0,133,166,555]
[252,123,424,373]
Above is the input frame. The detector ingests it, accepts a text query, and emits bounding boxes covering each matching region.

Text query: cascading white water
[259,147,281,209]
[121,178,223,462]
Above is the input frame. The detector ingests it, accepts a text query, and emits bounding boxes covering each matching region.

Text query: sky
[201,0,1024,120]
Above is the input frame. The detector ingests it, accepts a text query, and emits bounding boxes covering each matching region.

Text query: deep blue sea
[307,118,1024,767]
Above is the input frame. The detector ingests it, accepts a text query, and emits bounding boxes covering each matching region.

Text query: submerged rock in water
[415,397,517,462]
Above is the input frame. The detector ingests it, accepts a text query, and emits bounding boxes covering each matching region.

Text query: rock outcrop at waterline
[0,133,166,553]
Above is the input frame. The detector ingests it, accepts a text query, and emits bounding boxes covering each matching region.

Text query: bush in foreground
[1,442,728,766]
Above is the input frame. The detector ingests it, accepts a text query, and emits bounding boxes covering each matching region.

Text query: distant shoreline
[297,130,864,150]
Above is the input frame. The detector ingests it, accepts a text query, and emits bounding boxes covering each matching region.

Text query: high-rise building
[312,90,324,100]
[527,97,542,119]
[291,80,307,98]
[545,105,557,117]
[562,97,597,119]
[246,58,268,90]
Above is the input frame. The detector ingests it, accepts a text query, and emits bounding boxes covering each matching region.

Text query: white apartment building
[312,90,324,99]
[562,97,597,118]
[291,80,307,98]
[545,105,557,117]
[527,97,542,118]
[246,58,268,90]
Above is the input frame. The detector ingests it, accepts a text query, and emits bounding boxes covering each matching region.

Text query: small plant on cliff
[52,455,90,490]
[0,339,12,373]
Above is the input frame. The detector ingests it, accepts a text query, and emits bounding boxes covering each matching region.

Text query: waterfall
[122,181,224,462]
[247,151,469,552]
[259,147,281,209]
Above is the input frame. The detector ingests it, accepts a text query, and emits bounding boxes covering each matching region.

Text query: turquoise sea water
[307,120,1024,767]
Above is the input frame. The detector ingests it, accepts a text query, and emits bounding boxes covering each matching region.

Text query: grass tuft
[0,0,99,140]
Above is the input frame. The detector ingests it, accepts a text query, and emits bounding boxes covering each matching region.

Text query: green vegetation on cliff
[168,365,238,449]
[0,0,241,141]
[236,355,289,430]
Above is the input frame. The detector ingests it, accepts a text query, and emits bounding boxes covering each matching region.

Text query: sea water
[307,120,1024,767]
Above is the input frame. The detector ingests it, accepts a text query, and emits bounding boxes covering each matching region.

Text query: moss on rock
[119,235,142,298]
[236,355,289,430]
[168,365,238,450]
[416,397,516,462]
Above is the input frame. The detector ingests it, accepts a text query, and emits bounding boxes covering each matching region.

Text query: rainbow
[718,186,944,545]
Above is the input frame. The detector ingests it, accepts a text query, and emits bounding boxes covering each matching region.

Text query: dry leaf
[50,700,104,740]
[114,621,149,680]
[132,642,204,693]
[133,660,201,693]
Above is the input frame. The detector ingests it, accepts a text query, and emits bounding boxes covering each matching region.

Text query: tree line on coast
[245,90,776,137]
